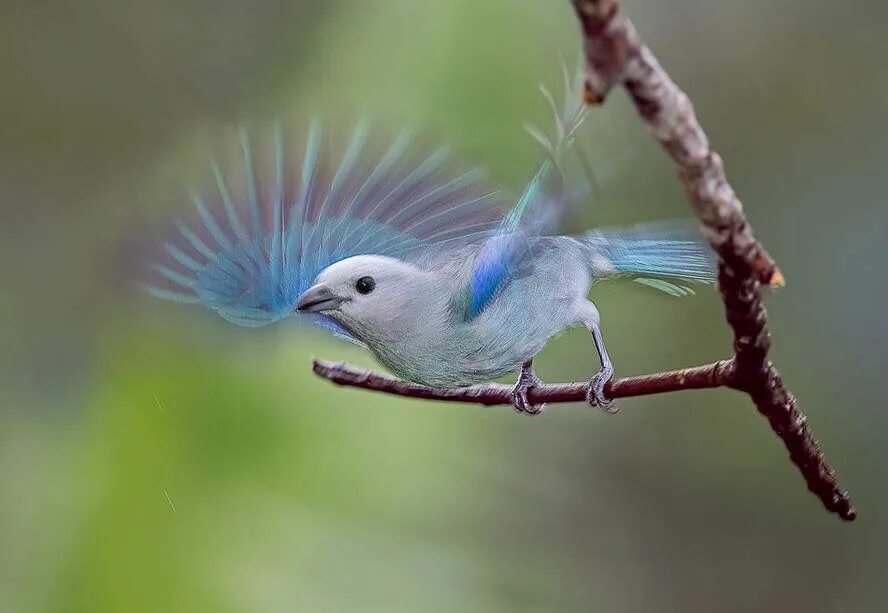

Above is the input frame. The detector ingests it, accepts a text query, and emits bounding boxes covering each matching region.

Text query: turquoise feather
[147,123,503,332]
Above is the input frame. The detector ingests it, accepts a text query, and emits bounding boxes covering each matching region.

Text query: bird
[147,80,715,415]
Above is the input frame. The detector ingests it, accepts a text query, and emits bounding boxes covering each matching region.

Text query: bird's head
[296,255,436,342]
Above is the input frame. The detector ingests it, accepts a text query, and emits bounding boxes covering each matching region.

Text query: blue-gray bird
[148,88,714,414]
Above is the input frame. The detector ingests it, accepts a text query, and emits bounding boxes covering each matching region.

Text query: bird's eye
[355,276,376,295]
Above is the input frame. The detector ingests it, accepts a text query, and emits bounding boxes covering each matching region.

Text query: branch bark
[570,0,853,521]
[314,358,736,405]
[311,0,855,522]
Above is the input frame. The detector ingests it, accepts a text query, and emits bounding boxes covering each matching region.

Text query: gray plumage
[150,73,715,412]
[298,224,713,413]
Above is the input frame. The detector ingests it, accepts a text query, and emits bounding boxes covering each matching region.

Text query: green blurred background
[2,1,886,611]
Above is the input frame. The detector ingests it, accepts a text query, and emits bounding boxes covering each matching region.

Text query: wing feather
[463,65,589,320]
[147,123,503,332]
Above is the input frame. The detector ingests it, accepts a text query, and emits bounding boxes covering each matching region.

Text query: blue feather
[583,223,716,284]
[467,234,516,318]
[152,264,195,289]
[211,159,249,246]
[464,160,557,320]
[239,129,263,240]
[270,123,284,290]
[288,119,322,273]
[164,243,202,272]
[463,66,588,320]
[143,285,200,304]
[192,195,233,252]
[147,123,502,331]
[174,219,215,259]
[310,121,369,272]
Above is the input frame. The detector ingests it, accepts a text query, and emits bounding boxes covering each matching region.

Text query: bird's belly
[448,291,583,385]
[369,340,522,389]
[399,317,568,388]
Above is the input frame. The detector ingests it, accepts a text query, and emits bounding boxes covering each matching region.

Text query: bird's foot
[511,365,545,416]
[586,367,617,414]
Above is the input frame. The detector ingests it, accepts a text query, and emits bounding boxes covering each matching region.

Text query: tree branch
[570,0,854,521]
[314,358,736,405]
[311,0,855,523]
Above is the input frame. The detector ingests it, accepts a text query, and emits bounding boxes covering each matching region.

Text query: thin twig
[314,358,736,405]
[570,0,853,521]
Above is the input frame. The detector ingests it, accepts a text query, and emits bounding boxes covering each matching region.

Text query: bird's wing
[146,122,503,332]
[462,66,588,320]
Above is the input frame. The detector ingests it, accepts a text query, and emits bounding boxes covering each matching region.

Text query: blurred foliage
[2,0,888,611]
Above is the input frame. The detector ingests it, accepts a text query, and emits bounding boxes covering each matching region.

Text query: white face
[296,255,433,341]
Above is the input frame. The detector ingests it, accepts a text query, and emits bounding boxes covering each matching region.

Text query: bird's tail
[580,221,716,296]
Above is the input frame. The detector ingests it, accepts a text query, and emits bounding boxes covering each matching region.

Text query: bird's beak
[296,284,345,313]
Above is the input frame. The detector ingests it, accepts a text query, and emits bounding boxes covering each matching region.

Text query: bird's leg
[582,302,617,413]
[511,359,545,416]
[587,323,617,413]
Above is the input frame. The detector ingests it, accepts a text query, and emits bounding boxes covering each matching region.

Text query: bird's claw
[511,370,545,416]
[586,368,617,414]
[511,387,544,416]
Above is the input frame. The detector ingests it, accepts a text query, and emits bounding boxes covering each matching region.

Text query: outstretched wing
[463,66,588,320]
[146,122,503,330]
